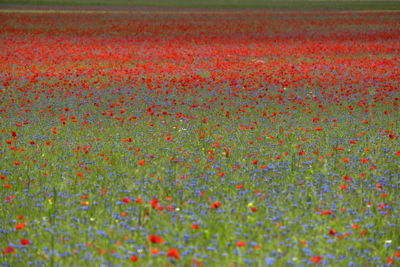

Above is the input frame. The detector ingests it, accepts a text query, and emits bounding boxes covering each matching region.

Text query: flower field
[0,8,400,266]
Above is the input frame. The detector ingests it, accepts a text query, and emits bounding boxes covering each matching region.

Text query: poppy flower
[21,239,30,245]
[167,248,180,260]
[211,202,221,209]
[101,188,107,196]
[131,255,139,262]
[122,197,131,204]
[148,235,164,244]
[150,248,159,254]
[150,198,159,209]
[2,246,15,254]
[340,184,348,190]
[343,175,352,182]
[310,256,323,263]
[321,209,332,215]
[15,222,25,230]
[237,241,246,247]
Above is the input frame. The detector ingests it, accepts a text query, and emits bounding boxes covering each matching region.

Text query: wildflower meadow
[0,6,399,266]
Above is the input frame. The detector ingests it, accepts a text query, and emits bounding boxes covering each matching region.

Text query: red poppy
[211,201,221,209]
[340,184,348,190]
[131,255,139,262]
[150,248,159,254]
[15,222,25,230]
[167,248,180,260]
[2,246,15,255]
[122,197,131,204]
[343,175,352,182]
[191,224,200,229]
[101,188,107,196]
[310,256,323,263]
[321,209,332,215]
[150,198,159,209]
[21,239,30,245]
[237,241,246,247]
[148,235,164,244]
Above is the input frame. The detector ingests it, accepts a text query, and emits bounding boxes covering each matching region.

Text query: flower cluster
[0,8,399,266]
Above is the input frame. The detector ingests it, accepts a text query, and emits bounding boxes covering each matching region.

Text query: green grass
[1,0,400,10]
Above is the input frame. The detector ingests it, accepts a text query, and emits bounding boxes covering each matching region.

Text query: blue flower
[265,257,275,265]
